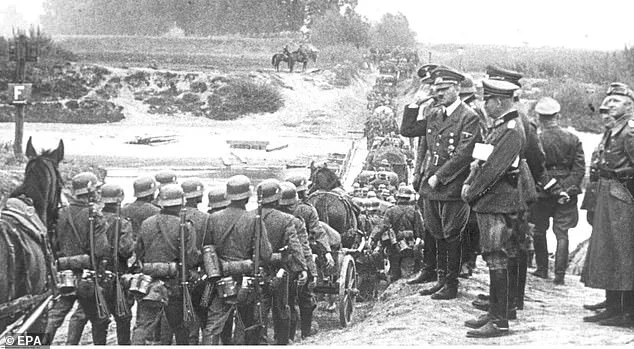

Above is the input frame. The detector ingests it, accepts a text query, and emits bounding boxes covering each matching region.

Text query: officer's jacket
[596,116,634,174]
[261,207,307,273]
[136,211,199,270]
[294,201,331,253]
[539,124,585,197]
[183,206,210,251]
[203,206,272,264]
[464,110,528,213]
[102,207,135,272]
[519,111,547,184]
[370,203,423,241]
[121,200,160,238]
[56,199,110,261]
[401,101,482,200]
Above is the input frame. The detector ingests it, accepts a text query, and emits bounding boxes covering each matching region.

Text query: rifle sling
[156,216,179,256]
[66,208,85,250]
[217,212,245,248]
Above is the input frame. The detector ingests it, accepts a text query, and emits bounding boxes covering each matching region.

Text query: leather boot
[421,239,447,296]
[508,257,519,311]
[584,300,607,311]
[419,272,446,296]
[516,250,528,310]
[600,291,634,327]
[553,239,569,285]
[389,253,402,281]
[300,307,314,339]
[532,233,549,279]
[432,238,460,300]
[466,269,509,338]
[407,269,437,284]
[584,290,621,322]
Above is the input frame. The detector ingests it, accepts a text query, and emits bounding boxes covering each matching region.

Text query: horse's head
[11,137,64,231]
[309,160,341,193]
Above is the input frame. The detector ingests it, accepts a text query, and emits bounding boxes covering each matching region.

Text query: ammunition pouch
[221,260,254,276]
[128,273,154,297]
[216,276,238,299]
[58,270,79,296]
[142,279,168,304]
[236,276,257,305]
[141,262,179,279]
[57,254,91,270]
[75,269,115,299]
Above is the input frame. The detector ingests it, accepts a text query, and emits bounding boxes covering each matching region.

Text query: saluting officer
[100,184,136,345]
[180,178,211,344]
[132,184,200,345]
[531,97,585,284]
[401,67,482,300]
[258,179,308,345]
[45,172,111,344]
[286,176,335,269]
[462,79,527,338]
[582,83,634,327]
[370,186,424,280]
[121,176,160,239]
[278,182,319,341]
[201,175,273,345]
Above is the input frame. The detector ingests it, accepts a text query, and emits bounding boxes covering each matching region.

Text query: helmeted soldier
[121,176,160,239]
[207,185,230,215]
[155,170,178,187]
[286,175,335,269]
[100,184,136,344]
[401,67,482,300]
[201,175,273,345]
[180,178,210,344]
[45,172,111,344]
[277,182,319,340]
[131,184,200,345]
[371,186,424,280]
[530,97,585,284]
[582,82,634,327]
[462,79,527,338]
[258,179,307,345]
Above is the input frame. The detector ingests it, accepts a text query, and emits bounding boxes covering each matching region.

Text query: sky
[1,0,633,51]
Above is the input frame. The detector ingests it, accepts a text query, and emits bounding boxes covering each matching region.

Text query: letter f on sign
[14,85,24,101]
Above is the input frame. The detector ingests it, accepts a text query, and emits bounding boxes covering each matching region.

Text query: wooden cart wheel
[338,254,357,327]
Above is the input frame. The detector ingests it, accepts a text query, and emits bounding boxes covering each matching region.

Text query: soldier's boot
[274,318,291,345]
[115,316,132,345]
[65,308,88,345]
[527,250,535,268]
[517,250,528,310]
[91,318,110,345]
[466,270,497,328]
[300,307,315,339]
[506,257,519,320]
[532,233,549,279]
[459,230,472,279]
[466,269,510,338]
[389,254,402,281]
[407,264,437,284]
[432,238,460,300]
[420,239,446,296]
[553,239,569,285]
[599,291,634,327]
[584,290,621,322]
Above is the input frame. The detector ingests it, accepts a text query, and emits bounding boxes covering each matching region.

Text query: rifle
[88,201,110,321]
[180,207,196,325]
[113,200,131,318]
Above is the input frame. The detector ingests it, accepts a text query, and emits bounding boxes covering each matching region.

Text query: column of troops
[44,170,342,345]
[401,63,634,337]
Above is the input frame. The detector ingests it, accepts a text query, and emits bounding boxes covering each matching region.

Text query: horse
[305,162,359,248]
[271,52,289,72]
[0,137,64,335]
[288,47,317,73]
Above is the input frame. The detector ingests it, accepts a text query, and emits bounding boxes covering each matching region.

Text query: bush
[312,9,370,48]
[0,100,124,124]
[206,79,283,120]
[370,13,416,48]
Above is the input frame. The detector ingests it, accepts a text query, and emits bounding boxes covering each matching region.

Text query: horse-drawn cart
[313,249,359,327]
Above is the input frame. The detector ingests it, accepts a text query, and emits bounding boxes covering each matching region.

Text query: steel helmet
[257,179,282,204]
[285,175,309,192]
[226,175,252,201]
[133,176,157,198]
[72,172,102,196]
[207,185,230,209]
[101,183,125,203]
[155,170,177,186]
[156,184,184,207]
[396,186,415,199]
[181,178,205,199]
[279,182,298,206]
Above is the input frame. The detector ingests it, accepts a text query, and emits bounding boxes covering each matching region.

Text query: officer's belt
[598,169,634,181]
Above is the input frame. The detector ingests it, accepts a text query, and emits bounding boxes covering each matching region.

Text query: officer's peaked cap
[482,79,519,99]
[257,179,282,204]
[101,183,125,203]
[431,67,465,88]
[226,175,252,201]
[607,82,634,101]
[486,65,523,87]
[535,97,561,116]
[133,176,158,198]
[181,178,205,199]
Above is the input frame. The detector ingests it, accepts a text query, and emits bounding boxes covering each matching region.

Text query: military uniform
[530,97,585,283]
[463,80,527,337]
[131,185,200,345]
[582,83,634,325]
[122,200,160,238]
[401,68,482,298]
[46,173,112,345]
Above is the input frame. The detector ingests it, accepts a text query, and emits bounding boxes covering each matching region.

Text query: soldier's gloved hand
[298,271,308,286]
[470,160,480,172]
[558,191,570,205]
[325,252,335,268]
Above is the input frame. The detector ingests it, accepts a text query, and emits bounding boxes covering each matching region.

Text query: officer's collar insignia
[492,110,519,128]
[507,120,516,129]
